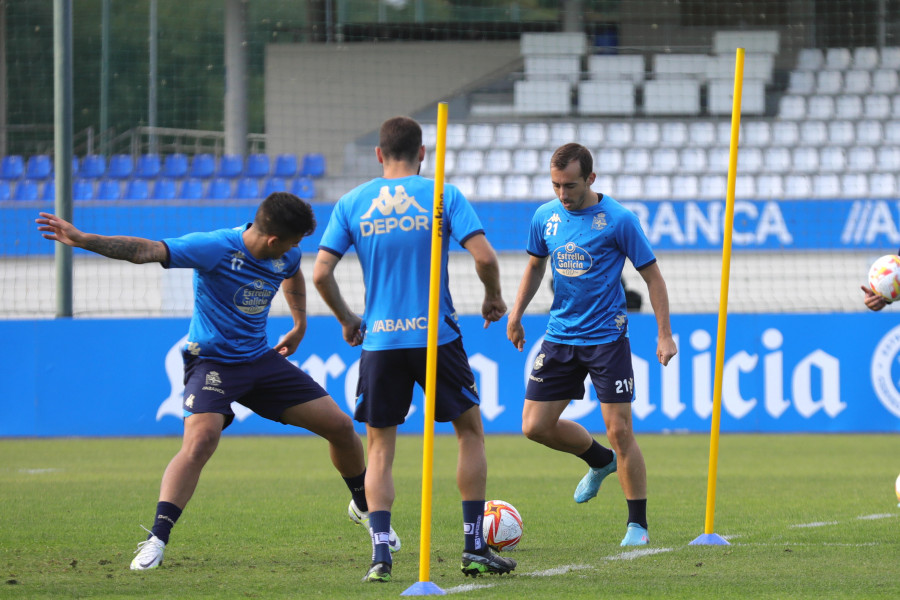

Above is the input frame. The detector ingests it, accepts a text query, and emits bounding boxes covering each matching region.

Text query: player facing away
[36,192,396,570]
[312,116,515,582]
[506,143,677,547]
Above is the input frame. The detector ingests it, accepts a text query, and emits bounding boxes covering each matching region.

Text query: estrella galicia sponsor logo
[871,324,900,418]
[553,242,592,277]
[234,279,276,315]
[360,185,430,237]
[202,371,225,395]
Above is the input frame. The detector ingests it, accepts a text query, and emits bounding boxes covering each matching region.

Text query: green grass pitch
[2,433,899,599]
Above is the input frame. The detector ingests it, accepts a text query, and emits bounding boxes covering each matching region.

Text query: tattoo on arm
[83,236,165,264]
[283,288,307,313]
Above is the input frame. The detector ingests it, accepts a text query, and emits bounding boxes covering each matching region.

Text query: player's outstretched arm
[312,249,363,346]
[861,285,888,311]
[638,262,677,366]
[463,233,506,328]
[507,254,548,351]
[36,212,166,264]
[275,268,308,356]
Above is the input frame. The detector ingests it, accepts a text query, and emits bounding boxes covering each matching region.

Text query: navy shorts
[182,348,328,428]
[355,336,479,428]
[525,336,635,403]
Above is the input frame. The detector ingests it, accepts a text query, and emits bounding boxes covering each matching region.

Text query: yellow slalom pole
[691,48,744,547]
[403,102,448,596]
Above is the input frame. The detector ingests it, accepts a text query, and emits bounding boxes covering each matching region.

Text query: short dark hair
[379,116,422,164]
[254,192,316,239]
[550,143,593,179]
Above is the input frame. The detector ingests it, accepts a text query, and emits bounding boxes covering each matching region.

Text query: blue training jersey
[527,195,656,345]
[319,175,483,350]
[162,224,302,362]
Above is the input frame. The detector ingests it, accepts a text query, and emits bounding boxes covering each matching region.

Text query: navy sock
[343,470,368,512]
[626,499,648,530]
[578,440,615,469]
[368,510,392,565]
[462,500,486,554]
[150,501,182,544]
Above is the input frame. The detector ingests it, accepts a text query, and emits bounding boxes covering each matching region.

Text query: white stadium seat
[853,47,879,70]
[484,149,513,174]
[864,94,891,119]
[455,150,484,174]
[511,148,541,174]
[643,79,701,115]
[843,70,872,94]
[549,122,578,148]
[586,54,645,81]
[800,121,828,145]
[493,123,522,148]
[466,124,494,149]
[827,121,855,146]
[707,147,730,174]
[880,47,900,69]
[855,120,885,145]
[632,122,661,147]
[870,173,898,197]
[520,32,588,56]
[818,147,847,172]
[653,53,710,79]
[530,174,550,199]
[446,124,467,149]
[815,70,843,95]
[475,175,504,199]
[872,69,900,93]
[716,121,737,145]
[885,121,900,144]
[525,55,582,84]
[847,146,876,172]
[698,174,727,199]
[577,122,604,147]
[778,95,806,119]
[841,173,869,197]
[622,148,651,174]
[604,122,633,147]
[756,174,784,198]
[807,96,835,119]
[825,48,852,70]
[594,175,615,196]
[708,79,765,115]
[422,123,437,148]
[764,147,792,174]
[787,70,815,94]
[595,148,624,173]
[651,148,679,174]
[734,175,755,198]
[792,147,819,173]
[671,175,699,199]
[644,175,671,199]
[771,121,799,146]
[522,123,550,148]
[738,147,763,174]
[503,175,532,199]
[834,95,862,119]
[796,48,824,70]
[812,174,841,198]
[448,175,475,198]
[614,174,643,199]
[876,146,900,171]
[688,122,716,146]
[577,80,636,116]
[784,174,812,198]
[713,30,780,54]
[660,122,688,147]
[679,148,707,173]
[743,121,772,147]
[514,80,572,115]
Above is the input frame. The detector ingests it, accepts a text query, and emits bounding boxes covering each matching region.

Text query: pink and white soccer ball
[483,500,523,551]
[868,254,900,302]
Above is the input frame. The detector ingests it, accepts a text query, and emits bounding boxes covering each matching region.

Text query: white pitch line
[606,547,674,560]
[856,513,896,520]
[525,564,593,577]
[446,582,497,594]
[790,521,839,528]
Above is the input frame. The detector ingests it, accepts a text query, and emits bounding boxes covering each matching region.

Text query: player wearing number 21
[506,143,677,547]
[36,193,374,571]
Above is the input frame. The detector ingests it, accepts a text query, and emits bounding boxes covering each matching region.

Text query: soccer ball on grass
[483,500,523,551]
[868,254,900,303]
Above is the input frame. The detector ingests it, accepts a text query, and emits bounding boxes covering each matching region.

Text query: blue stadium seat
[244,153,270,179]
[291,176,316,200]
[135,154,161,179]
[273,154,298,178]
[161,153,188,179]
[216,154,243,179]
[1,155,24,180]
[262,177,287,197]
[25,155,52,180]
[189,153,216,179]
[96,179,121,200]
[206,177,232,199]
[0,180,11,201]
[41,180,55,201]
[179,178,204,200]
[234,177,259,199]
[13,180,40,201]
[73,179,94,201]
[124,179,150,200]
[80,155,107,179]
[71,157,80,178]
[300,153,326,178]
[107,154,134,179]
[152,178,177,200]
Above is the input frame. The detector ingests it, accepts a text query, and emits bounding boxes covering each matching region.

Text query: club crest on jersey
[592,213,607,230]
[615,313,627,329]
[271,257,286,273]
[533,352,545,370]
[205,371,222,386]
[360,185,430,237]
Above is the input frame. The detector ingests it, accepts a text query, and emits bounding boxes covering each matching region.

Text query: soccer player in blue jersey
[506,143,677,547]
[36,192,388,570]
[312,116,516,582]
